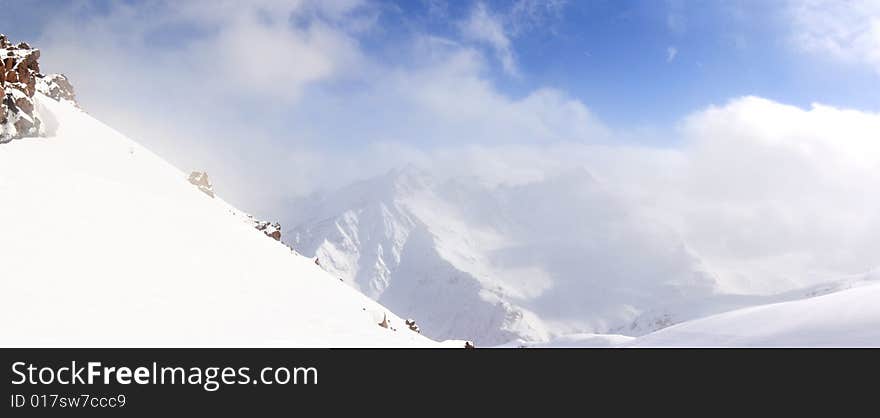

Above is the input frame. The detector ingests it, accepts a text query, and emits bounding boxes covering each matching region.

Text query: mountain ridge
[286,166,724,345]
[287,166,880,345]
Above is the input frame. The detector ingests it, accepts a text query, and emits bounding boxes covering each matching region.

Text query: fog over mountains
[285,147,880,345]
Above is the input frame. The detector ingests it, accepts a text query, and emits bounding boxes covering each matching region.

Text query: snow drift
[629,278,880,347]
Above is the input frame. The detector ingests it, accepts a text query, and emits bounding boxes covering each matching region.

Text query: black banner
[1,348,874,416]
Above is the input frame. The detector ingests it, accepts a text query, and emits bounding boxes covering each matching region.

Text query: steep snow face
[0,94,438,347]
[287,168,722,345]
[629,272,880,347]
[289,169,422,299]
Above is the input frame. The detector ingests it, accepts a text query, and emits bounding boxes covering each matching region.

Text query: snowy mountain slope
[615,267,880,335]
[0,93,443,347]
[495,333,636,348]
[288,165,880,346]
[628,279,880,347]
[287,167,726,345]
[491,270,880,348]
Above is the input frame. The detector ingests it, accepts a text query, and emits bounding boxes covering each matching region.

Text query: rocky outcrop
[253,220,282,241]
[1,34,78,143]
[405,318,420,333]
[243,212,282,241]
[187,171,215,198]
[36,73,77,106]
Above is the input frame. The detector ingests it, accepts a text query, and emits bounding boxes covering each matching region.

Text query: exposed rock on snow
[187,171,215,197]
[247,216,282,241]
[405,319,420,333]
[1,34,78,142]
[36,73,77,106]
[253,219,282,241]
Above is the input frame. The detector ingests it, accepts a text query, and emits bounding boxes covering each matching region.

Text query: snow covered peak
[387,164,433,194]
[287,166,725,345]
[1,35,78,142]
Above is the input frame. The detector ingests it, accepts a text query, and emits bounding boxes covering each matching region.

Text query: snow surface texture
[629,280,880,347]
[0,94,448,347]
[288,168,880,346]
[491,270,880,347]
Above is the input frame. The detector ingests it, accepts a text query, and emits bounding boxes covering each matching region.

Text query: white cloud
[508,0,567,35]
[459,2,518,76]
[788,0,880,72]
[666,0,687,35]
[456,0,566,77]
[338,96,880,294]
[666,46,678,62]
[39,0,367,101]
[30,0,373,212]
[269,89,880,296]
[29,0,601,215]
[25,1,880,295]
[603,97,880,292]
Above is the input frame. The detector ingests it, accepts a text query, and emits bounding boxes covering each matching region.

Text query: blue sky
[7,0,880,132]
[5,0,880,212]
[371,0,880,129]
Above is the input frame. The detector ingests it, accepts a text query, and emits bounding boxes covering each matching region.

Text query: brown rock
[38,74,77,103]
[2,36,77,141]
[405,319,421,333]
[17,64,28,82]
[14,96,33,115]
[23,51,39,72]
[24,78,35,97]
[13,117,33,133]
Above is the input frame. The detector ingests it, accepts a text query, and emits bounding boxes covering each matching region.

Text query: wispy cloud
[788,0,880,73]
[666,0,687,34]
[458,0,568,77]
[508,0,568,35]
[379,96,880,293]
[29,0,598,214]
[292,95,880,293]
[459,2,518,76]
[666,46,678,62]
